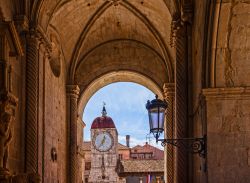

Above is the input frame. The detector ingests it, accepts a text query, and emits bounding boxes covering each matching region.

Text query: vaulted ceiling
[36,0,175,90]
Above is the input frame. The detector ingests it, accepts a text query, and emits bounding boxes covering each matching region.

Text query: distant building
[82,141,131,182]
[83,135,164,183]
[82,107,164,183]
[130,142,164,160]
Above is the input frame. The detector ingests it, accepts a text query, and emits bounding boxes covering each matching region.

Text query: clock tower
[88,105,119,183]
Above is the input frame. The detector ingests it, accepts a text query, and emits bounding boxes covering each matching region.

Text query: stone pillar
[170,1,193,182]
[66,85,80,183]
[25,31,39,175]
[163,83,175,183]
[175,24,189,183]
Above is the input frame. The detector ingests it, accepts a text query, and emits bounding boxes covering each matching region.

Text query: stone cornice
[202,87,250,100]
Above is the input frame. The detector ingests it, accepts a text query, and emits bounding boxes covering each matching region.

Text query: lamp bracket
[158,135,206,158]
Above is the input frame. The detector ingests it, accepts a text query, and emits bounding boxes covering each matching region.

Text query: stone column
[66,85,80,183]
[163,83,175,183]
[173,16,190,183]
[25,31,39,175]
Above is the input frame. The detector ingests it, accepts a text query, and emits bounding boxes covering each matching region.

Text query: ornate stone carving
[0,92,18,173]
[170,0,193,47]
[49,34,61,77]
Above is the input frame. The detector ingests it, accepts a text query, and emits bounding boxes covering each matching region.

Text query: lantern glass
[146,95,167,139]
[148,107,165,136]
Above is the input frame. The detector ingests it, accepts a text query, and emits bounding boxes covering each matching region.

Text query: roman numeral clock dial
[94,132,113,152]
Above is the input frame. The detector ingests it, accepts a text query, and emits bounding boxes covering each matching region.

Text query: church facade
[0,0,250,183]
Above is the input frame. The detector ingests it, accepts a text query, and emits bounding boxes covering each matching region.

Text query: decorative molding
[66,85,80,98]
[163,83,175,98]
[203,87,250,100]
[0,20,24,56]
[170,0,193,47]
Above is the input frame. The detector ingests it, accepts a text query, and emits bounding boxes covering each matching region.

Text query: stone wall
[42,47,67,183]
[214,1,250,88]
[191,0,250,182]
[204,88,250,183]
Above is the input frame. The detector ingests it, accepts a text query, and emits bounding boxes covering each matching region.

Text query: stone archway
[77,70,164,118]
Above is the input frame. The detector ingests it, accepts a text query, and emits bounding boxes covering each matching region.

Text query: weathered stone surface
[203,88,250,183]
[216,1,250,87]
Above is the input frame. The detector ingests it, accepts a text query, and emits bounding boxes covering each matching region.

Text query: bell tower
[88,105,119,183]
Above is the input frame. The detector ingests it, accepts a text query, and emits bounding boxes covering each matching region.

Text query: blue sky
[82,82,163,149]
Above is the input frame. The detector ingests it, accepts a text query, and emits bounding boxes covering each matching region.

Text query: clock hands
[98,135,106,149]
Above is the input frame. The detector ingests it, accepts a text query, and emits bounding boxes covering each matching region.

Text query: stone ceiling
[36,0,175,90]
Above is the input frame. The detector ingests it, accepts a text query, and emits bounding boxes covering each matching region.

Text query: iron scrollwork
[159,135,206,158]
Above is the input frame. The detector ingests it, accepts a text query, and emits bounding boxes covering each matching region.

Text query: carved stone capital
[25,27,52,54]
[170,1,193,47]
[163,83,175,99]
[66,85,80,98]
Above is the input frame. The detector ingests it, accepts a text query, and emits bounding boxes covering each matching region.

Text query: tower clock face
[94,132,113,152]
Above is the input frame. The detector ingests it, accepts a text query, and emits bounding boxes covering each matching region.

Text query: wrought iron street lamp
[146,95,206,158]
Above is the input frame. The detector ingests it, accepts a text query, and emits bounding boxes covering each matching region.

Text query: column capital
[163,83,175,99]
[66,85,80,98]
